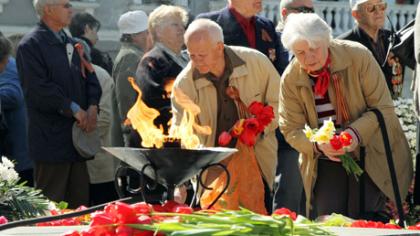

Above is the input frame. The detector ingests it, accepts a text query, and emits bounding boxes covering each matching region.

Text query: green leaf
[56,201,69,210]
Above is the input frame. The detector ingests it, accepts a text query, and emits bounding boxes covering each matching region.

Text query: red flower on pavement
[350,220,400,229]
[132,202,153,215]
[0,216,8,225]
[89,212,113,226]
[272,208,297,221]
[137,215,152,225]
[104,202,137,224]
[115,225,134,236]
[174,206,194,214]
[408,222,420,230]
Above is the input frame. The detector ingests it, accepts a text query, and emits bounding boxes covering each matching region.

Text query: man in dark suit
[196,0,286,75]
[16,0,102,208]
[339,0,404,98]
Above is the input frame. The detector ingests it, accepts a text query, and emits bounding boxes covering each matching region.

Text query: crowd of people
[0,0,418,221]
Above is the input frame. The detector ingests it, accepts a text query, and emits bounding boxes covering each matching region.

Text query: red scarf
[307,53,331,97]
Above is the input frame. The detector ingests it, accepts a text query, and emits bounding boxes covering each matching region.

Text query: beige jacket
[87,65,118,184]
[279,40,413,216]
[171,46,280,189]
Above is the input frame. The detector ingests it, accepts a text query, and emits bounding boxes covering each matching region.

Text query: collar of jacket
[290,40,352,88]
[121,42,144,54]
[38,21,68,45]
[193,45,247,90]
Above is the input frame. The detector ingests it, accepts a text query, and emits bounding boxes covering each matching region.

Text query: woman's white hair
[148,5,188,42]
[281,13,332,50]
[184,19,224,45]
[33,0,61,17]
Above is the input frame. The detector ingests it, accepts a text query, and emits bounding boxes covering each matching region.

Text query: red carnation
[339,131,353,147]
[239,118,260,146]
[330,134,343,150]
[272,208,297,221]
[256,105,274,130]
[248,101,264,116]
[218,131,232,147]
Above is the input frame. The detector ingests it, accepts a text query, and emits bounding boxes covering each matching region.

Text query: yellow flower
[303,125,314,139]
[312,132,331,144]
[317,119,335,139]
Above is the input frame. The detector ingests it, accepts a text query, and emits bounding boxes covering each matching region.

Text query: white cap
[118,10,148,34]
[350,0,370,10]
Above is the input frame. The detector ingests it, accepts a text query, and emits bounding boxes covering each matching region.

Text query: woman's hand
[317,143,345,162]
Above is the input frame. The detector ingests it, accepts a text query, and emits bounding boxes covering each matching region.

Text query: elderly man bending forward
[171,19,279,213]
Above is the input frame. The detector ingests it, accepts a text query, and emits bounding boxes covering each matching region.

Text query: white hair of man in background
[33,0,62,17]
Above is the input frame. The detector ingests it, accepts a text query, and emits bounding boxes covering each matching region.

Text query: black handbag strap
[359,146,366,217]
[370,108,405,226]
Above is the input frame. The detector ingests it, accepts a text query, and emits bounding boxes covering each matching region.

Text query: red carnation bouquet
[218,101,274,147]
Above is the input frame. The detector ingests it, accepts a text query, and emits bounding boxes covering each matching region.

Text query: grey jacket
[111,43,145,146]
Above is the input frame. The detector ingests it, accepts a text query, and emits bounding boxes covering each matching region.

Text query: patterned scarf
[307,53,331,97]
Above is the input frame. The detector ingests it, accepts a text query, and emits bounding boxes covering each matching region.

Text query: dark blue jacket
[0,58,32,171]
[197,7,287,75]
[16,22,102,163]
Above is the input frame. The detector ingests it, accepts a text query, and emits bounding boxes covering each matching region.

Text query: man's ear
[351,10,360,21]
[216,42,224,53]
[84,25,90,34]
[281,8,288,19]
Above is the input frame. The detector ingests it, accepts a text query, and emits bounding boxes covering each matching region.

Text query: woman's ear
[84,25,90,34]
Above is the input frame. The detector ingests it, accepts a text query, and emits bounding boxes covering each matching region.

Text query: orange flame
[126,77,211,149]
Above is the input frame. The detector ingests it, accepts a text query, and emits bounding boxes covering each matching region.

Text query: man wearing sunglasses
[16,0,102,208]
[339,0,404,98]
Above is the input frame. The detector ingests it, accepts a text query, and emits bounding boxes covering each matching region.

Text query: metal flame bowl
[103,147,237,187]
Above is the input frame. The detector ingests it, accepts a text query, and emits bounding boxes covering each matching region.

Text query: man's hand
[74,109,88,130]
[174,185,187,204]
[317,143,345,162]
[86,105,98,133]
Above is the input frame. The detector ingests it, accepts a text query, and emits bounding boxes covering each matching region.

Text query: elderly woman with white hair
[279,13,413,219]
[123,5,189,204]
[133,5,189,145]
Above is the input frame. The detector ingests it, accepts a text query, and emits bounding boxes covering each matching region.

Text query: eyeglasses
[48,2,72,9]
[286,6,315,13]
[364,2,387,13]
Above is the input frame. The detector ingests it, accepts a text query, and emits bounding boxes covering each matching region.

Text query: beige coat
[279,40,413,216]
[87,65,118,184]
[171,46,280,189]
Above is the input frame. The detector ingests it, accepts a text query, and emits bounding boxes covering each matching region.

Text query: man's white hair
[184,19,224,45]
[281,13,332,50]
[33,0,61,17]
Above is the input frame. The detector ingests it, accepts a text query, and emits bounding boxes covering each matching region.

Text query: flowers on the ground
[0,156,50,221]
[218,101,274,147]
[304,119,363,180]
[0,216,8,225]
[272,207,297,221]
[393,98,416,158]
